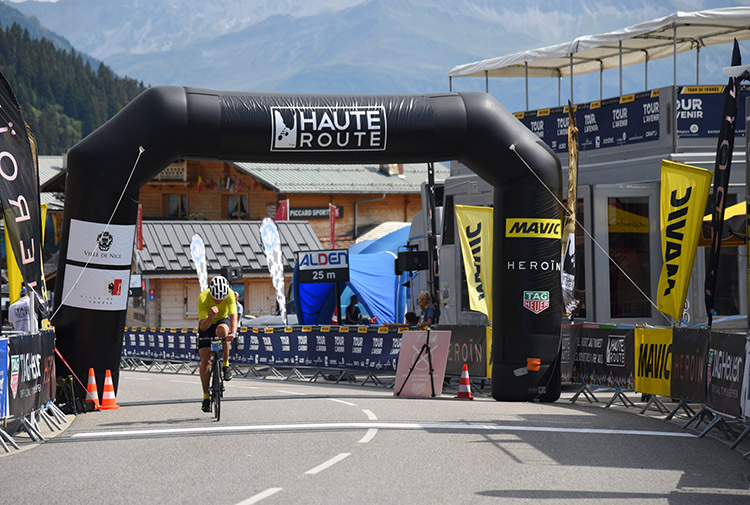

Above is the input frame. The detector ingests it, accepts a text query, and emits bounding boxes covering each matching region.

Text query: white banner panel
[67,219,135,266]
[61,264,130,311]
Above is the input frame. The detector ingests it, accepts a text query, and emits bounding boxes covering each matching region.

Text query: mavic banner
[671,328,709,403]
[706,331,745,418]
[634,328,672,397]
[455,205,493,320]
[0,72,45,296]
[657,161,712,320]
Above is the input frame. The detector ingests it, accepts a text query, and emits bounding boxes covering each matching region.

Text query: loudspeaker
[395,251,429,274]
[221,266,243,281]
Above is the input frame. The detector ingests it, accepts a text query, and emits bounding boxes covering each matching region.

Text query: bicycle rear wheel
[211,357,221,421]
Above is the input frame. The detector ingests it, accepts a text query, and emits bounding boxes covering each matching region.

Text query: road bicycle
[208,337,225,421]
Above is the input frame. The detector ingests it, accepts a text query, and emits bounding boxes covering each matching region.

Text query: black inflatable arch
[53,87,562,402]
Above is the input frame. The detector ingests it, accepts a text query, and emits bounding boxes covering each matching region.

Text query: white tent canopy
[450,8,750,80]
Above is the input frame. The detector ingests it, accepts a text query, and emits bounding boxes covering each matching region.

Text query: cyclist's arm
[199,305,219,331]
[229,312,238,335]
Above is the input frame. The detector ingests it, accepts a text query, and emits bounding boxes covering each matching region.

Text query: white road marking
[121,376,151,381]
[358,429,378,444]
[362,409,377,420]
[168,379,259,390]
[304,453,351,475]
[235,487,283,504]
[328,399,357,406]
[676,487,750,496]
[71,422,696,439]
[277,390,306,396]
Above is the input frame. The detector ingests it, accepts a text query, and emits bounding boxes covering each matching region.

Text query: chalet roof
[232,162,449,194]
[38,155,64,186]
[138,220,322,275]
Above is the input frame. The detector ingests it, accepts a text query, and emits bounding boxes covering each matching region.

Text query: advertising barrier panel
[440,325,486,378]
[671,328,709,403]
[394,330,451,397]
[571,325,634,388]
[124,326,404,373]
[8,330,55,417]
[706,331,746,418]
[634,328,673,397]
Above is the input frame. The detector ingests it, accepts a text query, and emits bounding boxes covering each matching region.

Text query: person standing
[9,286,35,333]
[234,291,244,322]
[197,276,237,413]
[416,290,436,329]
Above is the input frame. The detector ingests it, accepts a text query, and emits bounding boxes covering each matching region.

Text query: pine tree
[0,23,147,154]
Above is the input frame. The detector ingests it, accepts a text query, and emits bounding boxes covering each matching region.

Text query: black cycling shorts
[197,317,230,349]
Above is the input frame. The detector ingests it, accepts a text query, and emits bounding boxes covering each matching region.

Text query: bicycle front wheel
[211,358,221,421]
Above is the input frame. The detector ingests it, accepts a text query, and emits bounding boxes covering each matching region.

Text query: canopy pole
[449,76,452,92]
[558,75,561,106]
[696,45,700,85]
[485,70,489,93]
[619,40,623,96]
[525,61,529,110]
[599,61,603,100]
[644,50,649,90]
[673,24,678,153]
[569,54,573,104]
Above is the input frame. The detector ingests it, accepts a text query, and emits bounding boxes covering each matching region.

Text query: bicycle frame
[208,338,224,421]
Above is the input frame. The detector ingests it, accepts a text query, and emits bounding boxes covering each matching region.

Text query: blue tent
[294,227,410,325]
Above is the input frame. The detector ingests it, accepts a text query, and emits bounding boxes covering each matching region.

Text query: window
[226,194,248,219]
[607,197,651,318]
[164,193,188,218]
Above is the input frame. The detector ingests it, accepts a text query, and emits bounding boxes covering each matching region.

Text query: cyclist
[197,275,238,413]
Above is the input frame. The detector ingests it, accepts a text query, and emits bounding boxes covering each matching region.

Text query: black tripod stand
[395,332,435,397]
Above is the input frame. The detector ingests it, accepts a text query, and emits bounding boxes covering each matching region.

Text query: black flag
[704,39,741,327]
[0,72,44,297]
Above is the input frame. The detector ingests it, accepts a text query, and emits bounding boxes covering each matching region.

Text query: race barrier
[122,324,487,386]
[566,324,750,457]
[0,330,68,452]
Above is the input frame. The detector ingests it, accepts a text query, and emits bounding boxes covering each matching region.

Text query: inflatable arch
[52,87,562,402]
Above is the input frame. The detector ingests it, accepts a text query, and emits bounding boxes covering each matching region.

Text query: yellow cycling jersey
[197,289,237,324]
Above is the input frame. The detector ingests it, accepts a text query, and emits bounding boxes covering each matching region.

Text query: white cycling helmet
[209,275,230,300]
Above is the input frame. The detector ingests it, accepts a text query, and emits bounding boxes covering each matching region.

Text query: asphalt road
[1,369,749,505]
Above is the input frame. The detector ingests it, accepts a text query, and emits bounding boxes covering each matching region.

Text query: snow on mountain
[7,0,746,112]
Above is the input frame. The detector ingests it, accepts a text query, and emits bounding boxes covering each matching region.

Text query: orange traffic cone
[85,368,100,410]
[100,369,120,410]
[455,364,474,400]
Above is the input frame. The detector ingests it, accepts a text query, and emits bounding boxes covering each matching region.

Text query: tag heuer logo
[523,291,549,314]
[10,355,19,399]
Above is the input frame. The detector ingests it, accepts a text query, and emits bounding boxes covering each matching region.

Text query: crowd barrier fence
[563,324,750,458]
[0,330,68,452]
[122,324,488,387]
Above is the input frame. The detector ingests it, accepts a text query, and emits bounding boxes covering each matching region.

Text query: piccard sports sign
[297,249,349,283]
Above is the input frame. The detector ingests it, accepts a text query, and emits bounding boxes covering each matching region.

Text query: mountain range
[5,0,747,112]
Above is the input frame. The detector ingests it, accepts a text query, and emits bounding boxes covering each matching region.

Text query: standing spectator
[9,286,35,333]
[417,290,437,329]
[235,291,244,322]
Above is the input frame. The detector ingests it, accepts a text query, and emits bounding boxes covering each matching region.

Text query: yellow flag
[5,203,48,305]
[657,161,712,320]
[455,205,493,321]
